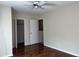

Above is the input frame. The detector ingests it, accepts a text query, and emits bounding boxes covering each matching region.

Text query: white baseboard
[44,44,79,57]
[3,53,13,57]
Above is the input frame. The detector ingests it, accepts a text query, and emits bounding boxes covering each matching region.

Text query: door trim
[15,19,25,48]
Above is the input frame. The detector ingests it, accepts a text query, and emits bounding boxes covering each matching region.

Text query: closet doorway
[15,19,25,48]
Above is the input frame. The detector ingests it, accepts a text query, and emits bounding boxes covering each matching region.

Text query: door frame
[15,19,25,48]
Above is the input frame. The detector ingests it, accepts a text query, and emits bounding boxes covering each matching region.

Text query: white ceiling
[0,1,78,14]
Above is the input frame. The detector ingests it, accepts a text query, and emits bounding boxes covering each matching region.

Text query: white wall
[0,5,12,56]
[42,3,79,56]
[13,11,41,47]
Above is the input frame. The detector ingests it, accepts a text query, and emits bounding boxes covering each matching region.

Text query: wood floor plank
[13,43,76,57]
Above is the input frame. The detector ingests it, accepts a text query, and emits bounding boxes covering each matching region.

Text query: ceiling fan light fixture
[34,6,38,8]
[24,1,56,9]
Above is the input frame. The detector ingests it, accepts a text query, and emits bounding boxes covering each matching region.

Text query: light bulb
[34,6,38,8]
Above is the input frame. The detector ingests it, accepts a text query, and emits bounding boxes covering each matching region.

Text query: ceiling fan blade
[41,5,53,9]
[43,3,56,6]
[24,4,32,6]
[38,1,46,6]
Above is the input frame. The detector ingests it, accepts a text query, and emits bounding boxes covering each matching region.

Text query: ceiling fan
[24,1,56,9]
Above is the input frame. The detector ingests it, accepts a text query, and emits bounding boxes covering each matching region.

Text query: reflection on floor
[13,43,76,57]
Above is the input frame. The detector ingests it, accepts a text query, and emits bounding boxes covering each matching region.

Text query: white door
[30,20,39,45]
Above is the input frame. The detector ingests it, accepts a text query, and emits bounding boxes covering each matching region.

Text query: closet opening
[17,19,25,48]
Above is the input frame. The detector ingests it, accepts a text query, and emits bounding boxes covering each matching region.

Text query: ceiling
[0,1,78,14]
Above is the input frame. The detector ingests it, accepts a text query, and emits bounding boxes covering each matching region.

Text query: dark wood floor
[13,43,76,57]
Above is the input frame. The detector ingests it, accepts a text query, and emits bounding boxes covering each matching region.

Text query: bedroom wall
[0,5,12,56]
[42,3,79,56]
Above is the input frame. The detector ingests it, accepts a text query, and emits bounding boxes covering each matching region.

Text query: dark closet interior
[38,19,43,31]
[17,20,24,47]
[38,19,43,44]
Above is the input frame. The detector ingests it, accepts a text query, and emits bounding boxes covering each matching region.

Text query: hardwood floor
[17,42,24,48]
[13,43,76,57]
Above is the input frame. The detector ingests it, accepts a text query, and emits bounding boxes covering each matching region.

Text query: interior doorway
[16,19,25,48]
[38,19,43,44]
